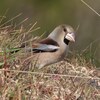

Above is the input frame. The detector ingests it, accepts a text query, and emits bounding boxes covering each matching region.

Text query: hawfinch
[14,24,75,69]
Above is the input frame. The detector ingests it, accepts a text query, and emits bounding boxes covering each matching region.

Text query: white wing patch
[33,44,60,52]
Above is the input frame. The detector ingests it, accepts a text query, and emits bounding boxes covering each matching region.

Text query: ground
[0,22,100,100]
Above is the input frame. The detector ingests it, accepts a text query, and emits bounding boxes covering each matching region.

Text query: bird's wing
[32,44,60,52]
[31,38,60,53]
[39,38,59,46]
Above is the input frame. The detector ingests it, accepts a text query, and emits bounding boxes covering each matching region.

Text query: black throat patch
[64,38,69,45]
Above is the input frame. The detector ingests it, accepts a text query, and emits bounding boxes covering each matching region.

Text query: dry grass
[0,17,100,100]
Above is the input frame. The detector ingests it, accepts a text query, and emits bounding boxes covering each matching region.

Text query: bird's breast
[32,44,69,69]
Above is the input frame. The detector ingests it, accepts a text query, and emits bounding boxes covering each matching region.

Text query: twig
[0,13,22,27]
[81,0,100,17]
[0,69,100,80]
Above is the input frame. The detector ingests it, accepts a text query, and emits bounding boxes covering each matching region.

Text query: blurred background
[0,0,100,67]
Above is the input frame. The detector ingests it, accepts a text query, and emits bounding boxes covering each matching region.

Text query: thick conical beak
[65,32,75,42]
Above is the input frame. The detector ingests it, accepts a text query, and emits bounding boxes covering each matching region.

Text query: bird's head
[48,24,75,45]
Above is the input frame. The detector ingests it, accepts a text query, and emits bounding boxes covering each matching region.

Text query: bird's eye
[63,28,67,32]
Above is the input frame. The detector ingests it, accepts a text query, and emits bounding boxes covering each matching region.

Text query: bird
[12,24,75,69]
